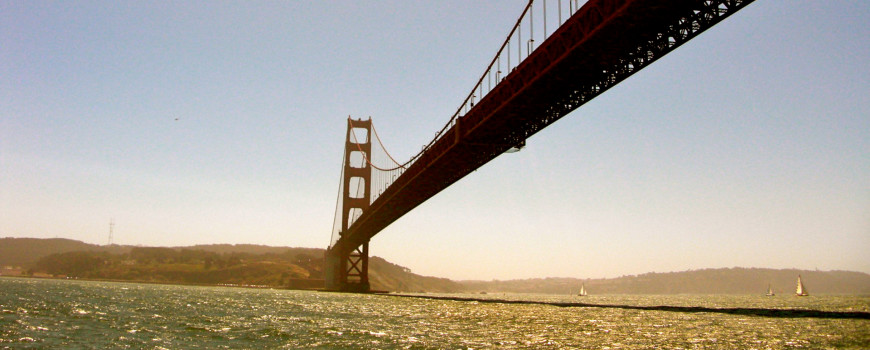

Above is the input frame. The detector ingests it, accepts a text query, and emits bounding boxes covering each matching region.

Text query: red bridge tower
[325,118,372,292]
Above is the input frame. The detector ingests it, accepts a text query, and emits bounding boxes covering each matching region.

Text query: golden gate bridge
[328,0,755,292]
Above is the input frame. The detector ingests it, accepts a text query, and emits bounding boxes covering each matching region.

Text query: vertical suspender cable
[529,3,533,56]
[331,143,347,246]
[507,41,511,72]
[498,55,502,82]
[517,22,521,64]
[543,0,547,38]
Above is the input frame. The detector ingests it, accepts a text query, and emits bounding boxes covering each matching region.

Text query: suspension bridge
[327,0,755,292]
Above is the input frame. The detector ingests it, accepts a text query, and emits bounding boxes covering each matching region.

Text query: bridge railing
[330,0,589,249]
[390,0,587,172]
[332,0,757,251]
[331,1,589,247]
[453,0,585,122]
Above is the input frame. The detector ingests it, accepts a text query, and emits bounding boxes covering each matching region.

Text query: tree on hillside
[35,251,104,277]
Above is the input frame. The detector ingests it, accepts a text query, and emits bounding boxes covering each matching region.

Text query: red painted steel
[329,0,754,257]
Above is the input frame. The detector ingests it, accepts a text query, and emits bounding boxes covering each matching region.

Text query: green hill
[3,238,868,294]
[0,237,461,292]
[460,268,870,295]
[0,237,131,267]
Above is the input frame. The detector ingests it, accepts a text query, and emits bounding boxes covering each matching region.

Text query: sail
[795,275,809,296]
[578,283,587,296]
[766,283,775,296]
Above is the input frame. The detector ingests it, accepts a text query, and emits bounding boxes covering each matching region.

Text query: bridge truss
[327,0,755,292]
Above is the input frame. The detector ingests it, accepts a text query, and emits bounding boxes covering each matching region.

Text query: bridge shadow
[391,294,870,320]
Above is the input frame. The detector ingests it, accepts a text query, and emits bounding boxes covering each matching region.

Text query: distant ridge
[460,268,870,295]
[2,238,869,294]
[0,238,129,267]
[0,237,462,292]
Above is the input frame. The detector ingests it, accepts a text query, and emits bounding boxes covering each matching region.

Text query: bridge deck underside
[332,0,752,254]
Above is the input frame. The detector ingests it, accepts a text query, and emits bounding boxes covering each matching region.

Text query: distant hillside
[0,238,131,267]
[460,268,870,295]
[0,238,461,292]
[181,244,464,292]
[3,238,869,294]
[369,256,463,292]
[185,244,320,256]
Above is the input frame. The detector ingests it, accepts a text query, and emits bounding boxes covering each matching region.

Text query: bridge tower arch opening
[324,0,757,292]
[325,117,372,292]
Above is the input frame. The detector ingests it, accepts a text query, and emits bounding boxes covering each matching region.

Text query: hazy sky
[2,1,868,281]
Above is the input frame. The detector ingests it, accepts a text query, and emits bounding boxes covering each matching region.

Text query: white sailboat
[766,283,775,296]
[795,275,809,296]
[577,283,587,296]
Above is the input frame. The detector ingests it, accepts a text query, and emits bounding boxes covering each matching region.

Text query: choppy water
[1,277,868,349]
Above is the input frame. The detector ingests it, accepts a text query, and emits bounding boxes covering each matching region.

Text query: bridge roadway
[330,0,754,256]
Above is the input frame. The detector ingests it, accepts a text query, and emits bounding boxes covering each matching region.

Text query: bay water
[2,277,868,349]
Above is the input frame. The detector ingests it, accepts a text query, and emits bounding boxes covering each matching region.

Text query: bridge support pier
[325,242,369,292]
[325,117,372,292]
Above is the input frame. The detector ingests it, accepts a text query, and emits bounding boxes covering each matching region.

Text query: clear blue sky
[2,1,868,280]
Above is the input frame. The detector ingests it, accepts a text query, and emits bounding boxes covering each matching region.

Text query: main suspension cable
[348,118,406,172]
[346,0,538,172]
[378,0,536,170]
